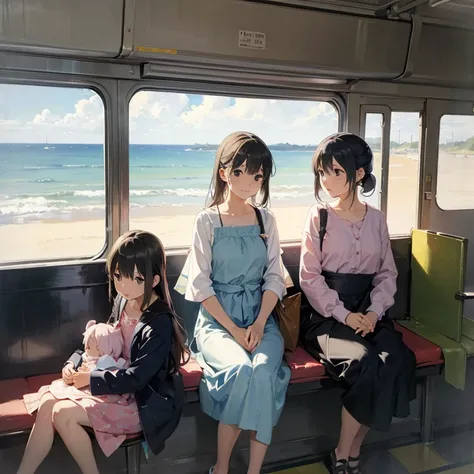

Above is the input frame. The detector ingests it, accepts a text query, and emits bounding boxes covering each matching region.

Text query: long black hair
[207,131,275,207]
[312,133,376,202]
[106,230,189,373]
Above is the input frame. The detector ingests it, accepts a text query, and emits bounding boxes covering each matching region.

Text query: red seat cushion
[286,346,326,383]
[395,322,443,366]
[0,378,33,433]
[180,357,202,391]
[27,367,207,394]
[26,367,205,395]
[0,326,441,436]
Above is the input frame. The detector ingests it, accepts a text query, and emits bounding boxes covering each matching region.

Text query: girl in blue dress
[183,131,290,474]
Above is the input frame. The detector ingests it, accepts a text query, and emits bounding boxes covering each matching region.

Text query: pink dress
[24,310,142,457]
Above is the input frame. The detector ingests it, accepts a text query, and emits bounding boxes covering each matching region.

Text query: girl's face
[220,162,264,201]
[113,265,160,302]
[318,158,365,199]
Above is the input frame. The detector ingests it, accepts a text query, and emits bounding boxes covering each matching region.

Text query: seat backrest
[410,229,467,342]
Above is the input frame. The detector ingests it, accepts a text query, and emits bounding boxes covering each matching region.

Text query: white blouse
[181,207,288,303]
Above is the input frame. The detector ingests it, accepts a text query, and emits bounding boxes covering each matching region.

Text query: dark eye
[135,276,145,284]
[233,169,242,177]
[254,174,263,181]
[114,273,122,281]
[335,169,341,176]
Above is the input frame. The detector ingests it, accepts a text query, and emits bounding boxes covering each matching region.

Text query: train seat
[0,323,443,437]
[179,345,327,393]
[0,378,34,434]
[396,322,443,367]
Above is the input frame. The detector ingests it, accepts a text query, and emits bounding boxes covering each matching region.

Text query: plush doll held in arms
[18,230,189,474]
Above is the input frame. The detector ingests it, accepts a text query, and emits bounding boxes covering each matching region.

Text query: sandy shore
[1,153,462,263]
[0,206,311,263]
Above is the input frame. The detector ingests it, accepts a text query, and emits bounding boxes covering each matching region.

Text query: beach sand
[0,206,310,263]
[1,153,464,264]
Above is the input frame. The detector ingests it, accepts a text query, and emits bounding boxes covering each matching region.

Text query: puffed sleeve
[261,209,286,300]
[299,206,350,323]
[184,211,216,303]
[367,214,397,319]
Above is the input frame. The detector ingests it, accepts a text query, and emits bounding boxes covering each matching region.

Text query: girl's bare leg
[17,393,58,474]
[248,431,268,474]
[213,422,241,474]
[335,406,362,461]
[52,401,99,474]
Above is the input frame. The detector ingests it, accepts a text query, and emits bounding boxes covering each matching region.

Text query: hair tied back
[361,173,376,196]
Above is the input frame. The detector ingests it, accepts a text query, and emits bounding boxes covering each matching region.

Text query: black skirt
[300,271,416,432]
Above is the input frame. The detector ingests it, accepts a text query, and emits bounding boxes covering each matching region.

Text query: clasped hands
[230,319,265,352]
[346,311,378,336]
[62,362,91,389]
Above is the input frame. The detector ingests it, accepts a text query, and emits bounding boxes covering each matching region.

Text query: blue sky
[0,84,470,145]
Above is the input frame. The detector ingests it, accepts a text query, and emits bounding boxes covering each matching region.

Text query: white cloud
[181,96,231,125]
[7,88,474,146]
[228,98,267,121]
[293,103,335,127]
[32,109,59,125]
[130,91,188,120]
[57,95,104,131]
[12,95,107,143]
[127,92,342,144]
[31,96,104,132]
[129,92,339,143]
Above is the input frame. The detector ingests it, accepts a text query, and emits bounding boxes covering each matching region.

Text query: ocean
[0,143,330,225]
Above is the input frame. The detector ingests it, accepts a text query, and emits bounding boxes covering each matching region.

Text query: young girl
[17,230,188,474]
[299,133,416,474]
[183,132,290,474]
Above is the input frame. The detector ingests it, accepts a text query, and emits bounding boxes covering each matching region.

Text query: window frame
[357,97,425,236]
[125,81,346,251]
[0,77,112,268]
[436,113,474,211]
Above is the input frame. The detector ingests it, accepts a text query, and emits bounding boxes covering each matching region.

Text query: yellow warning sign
[134,46,178,55]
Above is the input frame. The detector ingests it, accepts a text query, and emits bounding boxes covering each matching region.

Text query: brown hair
[106,230,189,373]
[207,131,275,208]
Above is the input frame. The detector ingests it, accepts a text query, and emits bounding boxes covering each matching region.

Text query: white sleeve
[184,211,216,303]
[261,209,286,300]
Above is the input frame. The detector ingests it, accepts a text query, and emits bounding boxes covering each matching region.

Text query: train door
[423,99,474,316]
[357,98,424,237]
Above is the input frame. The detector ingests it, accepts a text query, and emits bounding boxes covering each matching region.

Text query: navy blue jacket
[68,296,184,455]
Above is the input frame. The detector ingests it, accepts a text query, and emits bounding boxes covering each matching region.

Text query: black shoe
[347,456,361,474]
[324,450,347,474]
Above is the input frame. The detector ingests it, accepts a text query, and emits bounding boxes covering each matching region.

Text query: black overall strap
[216,205,224,226]
[253,206,267,247]
[319,208,328,252]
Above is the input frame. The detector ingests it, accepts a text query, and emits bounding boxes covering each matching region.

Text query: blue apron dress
[192,221,290,445]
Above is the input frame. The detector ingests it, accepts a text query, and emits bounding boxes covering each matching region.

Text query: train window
[128,91,339,246]
[0,84,106,264]
[437,114,474,210]
[387,112,421,235]
[364,113,383,210]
